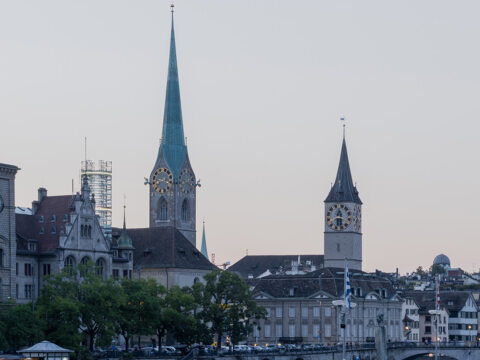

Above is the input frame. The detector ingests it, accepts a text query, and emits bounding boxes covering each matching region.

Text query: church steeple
[156,9,187,178]
[325,136,362,204]
[200,221,208,259]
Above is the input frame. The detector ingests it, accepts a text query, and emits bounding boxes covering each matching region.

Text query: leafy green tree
[3,304,43,351]
[198,269,265,348]
[430,263,446,276]
[415,266,426,277]
[164,286,198,345]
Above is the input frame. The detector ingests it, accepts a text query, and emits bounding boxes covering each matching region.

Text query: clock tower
[324,134,362,270]
[149,11,197,246]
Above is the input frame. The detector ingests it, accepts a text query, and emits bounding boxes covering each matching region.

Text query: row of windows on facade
[17,262,51,276]
[265,306,402,319]
[158,198,191,221]
[64,256,106,277]
[112,269,132,280]
[448,323,478,330]
[113,250,133,261]
[424,325,447,334]
[38,214,68,223]
[259,322,402,339]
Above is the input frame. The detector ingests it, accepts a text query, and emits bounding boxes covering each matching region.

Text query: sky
[2,1,480,274]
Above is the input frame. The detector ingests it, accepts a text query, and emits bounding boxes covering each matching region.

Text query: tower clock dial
[353,204,361,232]
[326,203,352,231]
[179,169,195,194]
[152,168,173,193]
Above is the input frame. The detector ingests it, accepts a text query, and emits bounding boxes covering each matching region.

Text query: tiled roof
[252,267,395,299]
[113,226,215,271]
[325,138,362,204]
[401,291,474,315]
[229,255,324,279]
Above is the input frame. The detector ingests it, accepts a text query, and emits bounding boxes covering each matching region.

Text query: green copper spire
[117,205,133,249]
[157,9,187,177]
[200,221,208,259]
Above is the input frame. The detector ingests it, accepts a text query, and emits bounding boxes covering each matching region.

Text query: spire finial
[170,3,174,13]
[340,115,346,139]
[123,194,127,229]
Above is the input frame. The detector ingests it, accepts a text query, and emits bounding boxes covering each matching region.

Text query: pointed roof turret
[155,8,187,177]
[200,221,208,259]
[117,205,134,249]
[325,135,362,204]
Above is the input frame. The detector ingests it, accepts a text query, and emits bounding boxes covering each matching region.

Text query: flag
[344,259,351,310]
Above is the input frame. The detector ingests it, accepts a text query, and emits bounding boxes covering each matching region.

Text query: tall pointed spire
[117,204,133,249]
[157,7,187,177]
[325,135,362,204]
[200,221,208,259]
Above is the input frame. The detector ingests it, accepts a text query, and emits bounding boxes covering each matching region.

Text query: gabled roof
[251,267,395,299]
[402,290,475,315]
[229,255,324,279]
[115,226,215,271]
[325,138,362,204]
[155,13,187,177]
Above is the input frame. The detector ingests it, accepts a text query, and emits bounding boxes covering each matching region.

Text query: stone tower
[149,12,197,246]
[324,135,362,270]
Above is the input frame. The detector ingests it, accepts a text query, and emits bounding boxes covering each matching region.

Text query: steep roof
[325,138,362,204]
[200,222,208,259]
[116,226,215,271]
[402,291,474,315]
[252,267,395,299]
[155,13,187,177]
[229,255,324,279]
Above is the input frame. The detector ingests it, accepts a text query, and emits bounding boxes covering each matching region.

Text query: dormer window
[50,214,56,222]
[28,243,36,252]
[39,216,44,223]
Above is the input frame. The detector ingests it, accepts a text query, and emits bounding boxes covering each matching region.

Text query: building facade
[324,135,362,271]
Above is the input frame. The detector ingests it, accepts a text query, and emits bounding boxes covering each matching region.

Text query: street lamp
[333,299,357,360]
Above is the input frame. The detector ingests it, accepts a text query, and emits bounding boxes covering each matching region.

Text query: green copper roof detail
[201,222,208,259]
[117,206,134,249]
[325,137,362,204]
[157,13,187,177]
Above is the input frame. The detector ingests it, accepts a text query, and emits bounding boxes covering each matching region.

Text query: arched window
[80,225,84,237]
[87,225,92,239]
[80,256,90,276]
[95,258,105,278]
[64,256,76,275]
[159,198,168,221]
[181,199,189,221]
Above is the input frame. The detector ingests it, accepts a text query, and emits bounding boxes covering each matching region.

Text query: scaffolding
[81,160,112,240]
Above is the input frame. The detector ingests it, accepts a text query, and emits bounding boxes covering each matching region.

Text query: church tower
[324,132,362,270]
[149,9,197,246]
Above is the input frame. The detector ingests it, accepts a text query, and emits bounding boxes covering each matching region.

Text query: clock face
[0,195,4,214]
[326,203,352,231]
[152,168,173,193]
[353,204,361,232]
[179,169,195,194]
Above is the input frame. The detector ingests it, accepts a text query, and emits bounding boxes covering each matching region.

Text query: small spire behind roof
[201,221,208,260]
[117,202,133,249]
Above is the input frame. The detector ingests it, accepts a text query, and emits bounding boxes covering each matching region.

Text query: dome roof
[433,254,450,266]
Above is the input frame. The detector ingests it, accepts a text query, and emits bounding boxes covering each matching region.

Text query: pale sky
[2,1,480,274]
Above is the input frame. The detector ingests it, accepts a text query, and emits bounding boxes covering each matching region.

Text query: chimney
[38,187,47,202]
[32,200,39,215]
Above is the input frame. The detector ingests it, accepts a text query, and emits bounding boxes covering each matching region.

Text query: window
[181,199,189,221]
[313,306,320,317]
[264,324,271,338]
[313,324,320,338]
[425,326,431,334]
[325,324,332,337]
[276,324,282,337]
[24,284,33,299]
[324,307,331,317]
[266,308,271,318]
[63,214,69,222]
[301,324,308,337]
[43,264,51,276]
[51,226,56,234]
[276,306,282,318]
[159,198,168,220]
[95,258,105,277]
[301,307,308,318]
[123,270,128,278]
[289,307,295,318]
[39,216,44,223]
[65,256,75,275]
[80,256,90,276]
[87,225,92,238]
[425,316,431,322]
[81,225,84,237]
[289,287,295,296]
[24,263,33,276]
[113,269,119,280]
[28,243,36,252]
[50,214,56,222]
[39,226,44,234]
[289,324,295,337]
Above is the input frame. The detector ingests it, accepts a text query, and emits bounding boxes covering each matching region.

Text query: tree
[415,266,426,277]
[198,269,265,348]
[430,263,446,276]
[3,304,43,351]
[164,286,198,346]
